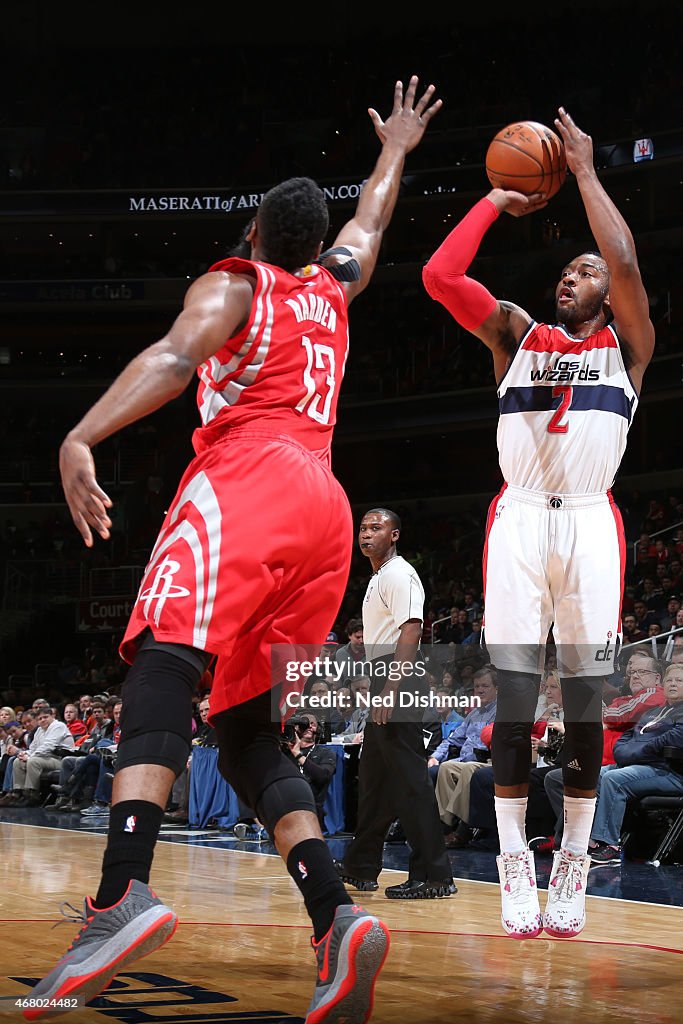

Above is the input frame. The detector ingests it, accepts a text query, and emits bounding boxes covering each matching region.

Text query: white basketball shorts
[481,484,625,677]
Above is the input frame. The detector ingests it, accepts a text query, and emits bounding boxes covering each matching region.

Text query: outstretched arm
[59,271,254,547]
[330,76,442,303]
[555,107,655,385]
[422,189,546,383]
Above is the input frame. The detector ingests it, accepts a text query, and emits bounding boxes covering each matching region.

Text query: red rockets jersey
[192,256,351,466]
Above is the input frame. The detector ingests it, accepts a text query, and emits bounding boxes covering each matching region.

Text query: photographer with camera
[282,713,337,830]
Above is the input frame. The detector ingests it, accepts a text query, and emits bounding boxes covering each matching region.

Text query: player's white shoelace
[498,850,542,937]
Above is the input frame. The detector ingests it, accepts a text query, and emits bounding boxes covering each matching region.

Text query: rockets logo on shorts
[139,558,191,625]
[124,815,137,833]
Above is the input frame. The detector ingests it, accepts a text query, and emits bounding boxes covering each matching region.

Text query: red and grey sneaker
[306,904,390,1024]
[22,880,178,1020]
[496,849,543,939]
[543,849,591,938]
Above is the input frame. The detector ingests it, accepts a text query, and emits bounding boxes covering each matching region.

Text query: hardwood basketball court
[1,819,681,1023]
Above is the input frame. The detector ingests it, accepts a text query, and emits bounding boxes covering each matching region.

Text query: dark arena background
[0,4,682,1023]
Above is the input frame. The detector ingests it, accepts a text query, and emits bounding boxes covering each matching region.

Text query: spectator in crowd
[622,613,646,644]
[0,707,17,727]
[62,703,88,746]
[343,676,371,741]
[633,599,657,633]
[78,694,93,721]
[461,617,483,646]
[306,679,347,738]
[53,701,117,811]
[428,667,497,781]
[433,685,465,740]
[0,718,19,786]
[589,662,683,865]
[2,707,75,807]
[430,668,498,842]
[460,671,567,853]
[284,713,338,829]
[440,607,472,645]
[164,696,217,825]
[660,595,681,633]
[463,589,482,622]
[80,701,125,818]
[602,653,665,765]
[334,618,366,685]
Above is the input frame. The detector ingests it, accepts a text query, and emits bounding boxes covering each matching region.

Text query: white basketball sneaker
[496,849,542,939]
[543,848,591,938]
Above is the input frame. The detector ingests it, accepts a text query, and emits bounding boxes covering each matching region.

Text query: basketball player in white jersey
[422,108,655,938]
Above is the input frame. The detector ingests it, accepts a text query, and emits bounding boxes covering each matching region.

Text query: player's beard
[555,292,605,330]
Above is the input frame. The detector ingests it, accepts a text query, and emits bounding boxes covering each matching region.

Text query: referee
[335,507,456,899]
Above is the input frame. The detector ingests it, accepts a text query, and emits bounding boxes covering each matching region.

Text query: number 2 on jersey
[548,384,572,434]
[295,336,337,424]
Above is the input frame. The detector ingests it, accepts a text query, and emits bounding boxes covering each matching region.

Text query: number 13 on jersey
[296,336,337,425]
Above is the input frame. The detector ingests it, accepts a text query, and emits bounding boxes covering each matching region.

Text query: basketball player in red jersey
[423,109,654,940]
[25,77,442,1023]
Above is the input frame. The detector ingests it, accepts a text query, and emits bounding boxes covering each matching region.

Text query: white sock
[494,796,527,854]
[562,796,596,855]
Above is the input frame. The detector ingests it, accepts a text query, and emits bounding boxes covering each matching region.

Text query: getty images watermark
[269,643,482,722]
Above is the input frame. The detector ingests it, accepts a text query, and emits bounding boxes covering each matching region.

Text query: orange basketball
[485,120,567,199]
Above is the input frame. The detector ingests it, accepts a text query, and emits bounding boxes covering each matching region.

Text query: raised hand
[368,75,442,153]
[554,107,594,176]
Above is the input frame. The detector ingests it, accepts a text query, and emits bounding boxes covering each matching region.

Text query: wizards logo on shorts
[595,632,615,662]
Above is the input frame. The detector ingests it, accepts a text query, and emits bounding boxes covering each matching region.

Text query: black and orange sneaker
[23,880,177,1020]
[305,904,389,1024]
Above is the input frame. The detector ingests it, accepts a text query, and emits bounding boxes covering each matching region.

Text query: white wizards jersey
[497,322,638,494]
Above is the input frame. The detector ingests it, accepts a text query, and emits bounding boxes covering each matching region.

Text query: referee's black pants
[343,718,452,883]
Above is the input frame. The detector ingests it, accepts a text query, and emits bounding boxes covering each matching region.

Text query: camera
[281,714,313,746]
[537,726,563,765]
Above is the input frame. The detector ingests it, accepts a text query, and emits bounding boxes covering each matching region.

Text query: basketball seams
[485,120,566,197]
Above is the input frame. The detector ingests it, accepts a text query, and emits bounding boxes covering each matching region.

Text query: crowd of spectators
[3,7,679,193]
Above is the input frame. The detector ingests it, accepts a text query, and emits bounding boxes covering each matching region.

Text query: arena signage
[77,598,135,632]
[128,181,366,213]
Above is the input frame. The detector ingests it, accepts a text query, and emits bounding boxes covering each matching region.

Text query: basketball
[485,120,567,199]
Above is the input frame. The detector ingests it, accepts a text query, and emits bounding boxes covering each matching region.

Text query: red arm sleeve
[422,197,499,331]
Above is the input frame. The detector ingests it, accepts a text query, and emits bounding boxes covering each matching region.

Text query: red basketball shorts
[120,429,353,715]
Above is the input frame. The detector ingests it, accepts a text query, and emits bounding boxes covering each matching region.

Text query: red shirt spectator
[62,703,88,746]
[602,653,665,764]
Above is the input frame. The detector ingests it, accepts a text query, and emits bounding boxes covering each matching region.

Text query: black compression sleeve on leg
[116,645,198,776]
[490,669,540,787]
[213,691,318,832]
[560,675,604,791]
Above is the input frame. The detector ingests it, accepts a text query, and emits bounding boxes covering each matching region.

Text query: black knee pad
[116,730,191,776]
[117,643,202,776]
[490,670,540,787]
[256,776,318,834]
